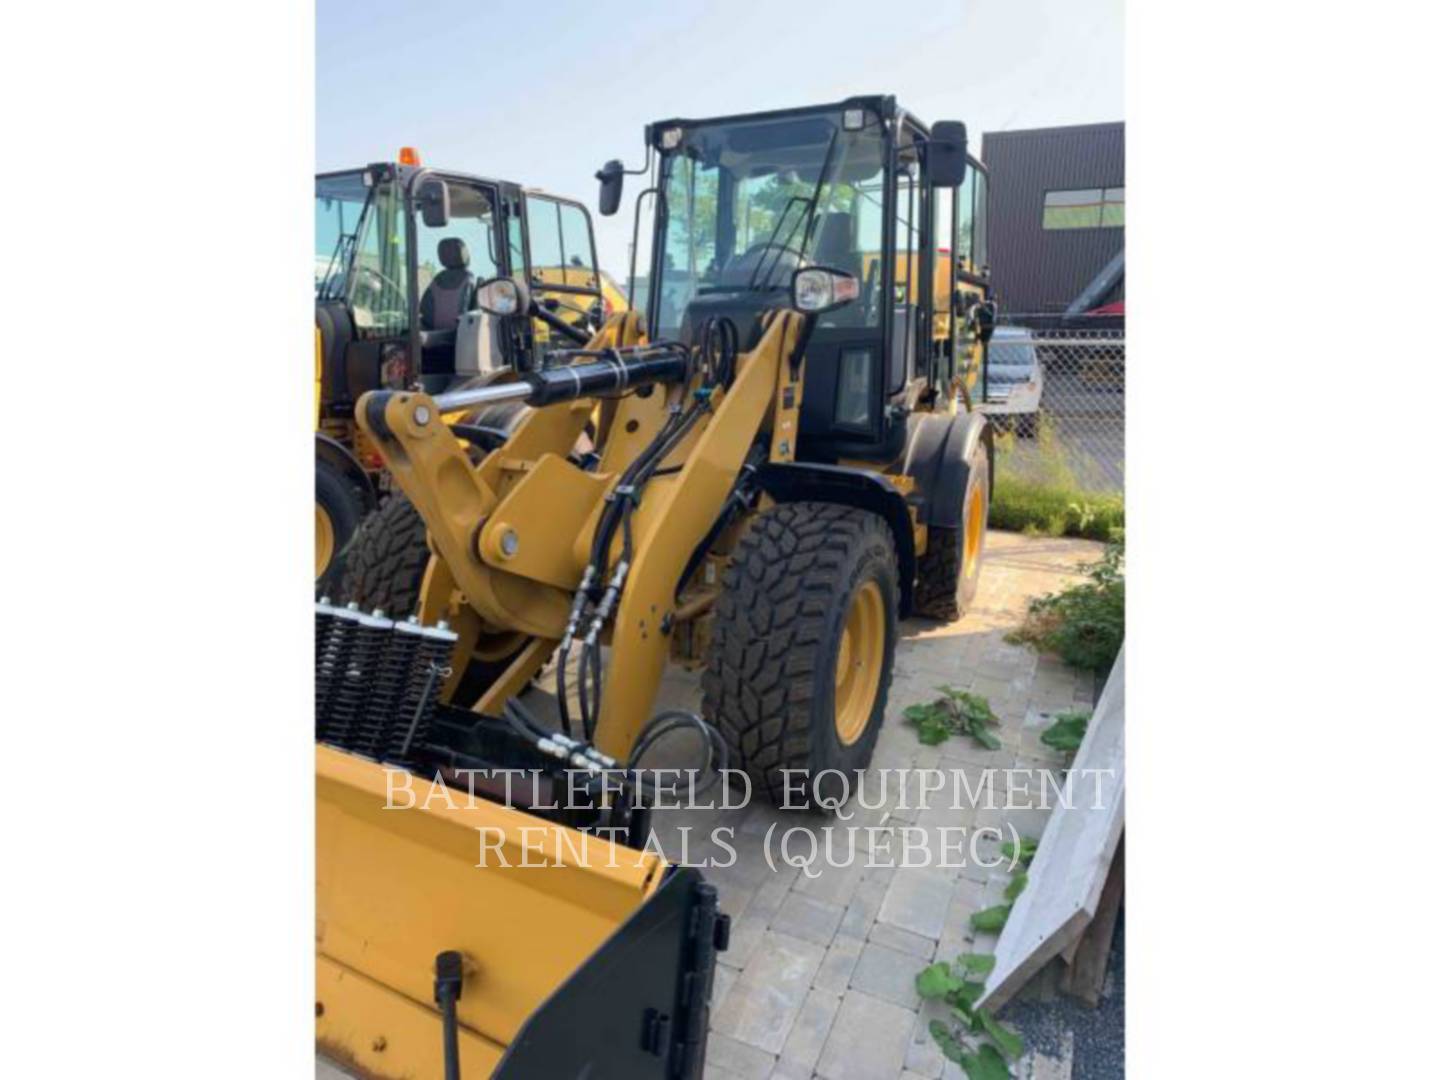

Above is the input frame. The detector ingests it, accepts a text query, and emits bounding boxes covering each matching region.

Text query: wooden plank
[976,644,1125,1012]
[1060,834,1125,1007]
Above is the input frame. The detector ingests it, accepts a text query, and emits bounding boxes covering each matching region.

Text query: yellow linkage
[356,308,808,759]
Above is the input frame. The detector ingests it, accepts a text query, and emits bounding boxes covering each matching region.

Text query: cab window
[972,168,989,270]
[413,181,500,300]
[557,201,598,288]
[527,195,598,290]
[954,167,975,271]
[348,180,409,337]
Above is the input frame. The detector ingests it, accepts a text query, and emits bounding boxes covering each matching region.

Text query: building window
[1042,187,1124,230]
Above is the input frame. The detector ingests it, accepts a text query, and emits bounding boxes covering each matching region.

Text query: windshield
[653,109,886,338]
[315,172,370,299]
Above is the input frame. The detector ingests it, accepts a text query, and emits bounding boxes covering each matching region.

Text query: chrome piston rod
[431,380,534,412]
[431,347,692,414]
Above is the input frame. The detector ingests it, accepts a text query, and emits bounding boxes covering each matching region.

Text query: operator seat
[811,212,860,277]
[419,238,474,349]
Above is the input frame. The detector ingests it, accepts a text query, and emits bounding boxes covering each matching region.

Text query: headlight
[791,267,860,314]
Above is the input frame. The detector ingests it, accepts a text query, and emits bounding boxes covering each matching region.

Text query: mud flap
[316,745,726,1079]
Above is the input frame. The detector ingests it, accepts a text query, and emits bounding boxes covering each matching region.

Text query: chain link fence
[980,318,1125,495]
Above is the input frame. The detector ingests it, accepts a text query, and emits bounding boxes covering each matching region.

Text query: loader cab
[613,97,990,464]
[314,160,604,425]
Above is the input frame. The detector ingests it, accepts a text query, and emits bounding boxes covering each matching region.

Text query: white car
[977,326,1044,438]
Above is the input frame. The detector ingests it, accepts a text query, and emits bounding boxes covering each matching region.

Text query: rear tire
[340,493,528,707]
[913,443,991,621]
[701,502,899,810]
[315,459,370,596]
[338,493,430,616]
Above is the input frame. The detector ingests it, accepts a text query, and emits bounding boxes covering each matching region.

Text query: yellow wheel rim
[315,503,335,580]
[835,580,885,746]
[963,482,986,580]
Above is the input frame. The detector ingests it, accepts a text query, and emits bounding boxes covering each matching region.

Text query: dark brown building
[982,122,1124,316]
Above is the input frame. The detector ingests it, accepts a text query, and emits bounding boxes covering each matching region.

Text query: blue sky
[318,0,1123,276]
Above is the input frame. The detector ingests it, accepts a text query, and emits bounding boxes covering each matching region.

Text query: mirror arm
[532,302,591,345]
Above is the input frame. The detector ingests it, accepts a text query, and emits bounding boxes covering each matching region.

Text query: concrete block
[710,931,825,1054]
[778,987,842,1072]
[770,891,845,947]
[815,990,916,1080]
[878,867,955,940]
[849,940,925,1008]
[868,920,938,961]
[813,933,864,994]
[704,1032,778,1080]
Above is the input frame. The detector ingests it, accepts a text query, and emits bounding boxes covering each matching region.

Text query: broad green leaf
[999,838,1037,866]
[959,1043,1011,1080]
[970,904,1012,932]
[916,962,960,1000]
[977,1011,1025,1060]
[958,953,997,974]
[1004,872,1028,902]
[946,979,987,1018]
[917,722,951,746]
[929,1019,969,1064]
[1041,712,1089,752]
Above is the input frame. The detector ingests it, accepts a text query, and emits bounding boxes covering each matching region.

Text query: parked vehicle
[978,325,1043,437]
[313,153,605,590]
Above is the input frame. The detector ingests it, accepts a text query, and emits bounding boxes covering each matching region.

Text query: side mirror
[970,300,997,344]
[474,276,532,319]
[791,267,859,315]
[596,160,624,217]
[418,178,450,228]
[929,121,969,188]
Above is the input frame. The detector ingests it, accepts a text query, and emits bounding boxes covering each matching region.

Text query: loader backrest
[420,237,476,336]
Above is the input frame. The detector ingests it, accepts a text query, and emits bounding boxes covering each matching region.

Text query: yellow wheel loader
[317,96,997,1078]
[315,152,613,593]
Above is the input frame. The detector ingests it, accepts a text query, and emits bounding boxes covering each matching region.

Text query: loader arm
[355,307,809,760]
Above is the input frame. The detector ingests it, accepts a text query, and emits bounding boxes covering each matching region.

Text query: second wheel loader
[314,151,611,592]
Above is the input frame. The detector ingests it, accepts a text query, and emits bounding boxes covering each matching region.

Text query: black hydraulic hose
[446,422,509,452]
[626,710,730,801]
[434,951,464,1080]
[502,698,550,742]
[577,641,594,740]
[572,318,737,736]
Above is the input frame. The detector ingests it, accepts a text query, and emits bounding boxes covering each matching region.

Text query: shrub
[988,475,1124,541]
[1008,533,1124,673]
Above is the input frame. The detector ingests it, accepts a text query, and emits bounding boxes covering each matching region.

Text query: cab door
[950,162,991,401]
[521,193,605,363]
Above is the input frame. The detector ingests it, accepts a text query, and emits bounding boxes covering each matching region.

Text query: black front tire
[315,460,371,596]
[701,502,899,810]
[338,493,430,617]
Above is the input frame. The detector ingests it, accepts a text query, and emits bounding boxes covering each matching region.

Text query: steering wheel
[353,264,404,303]
[714,241,805,288]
